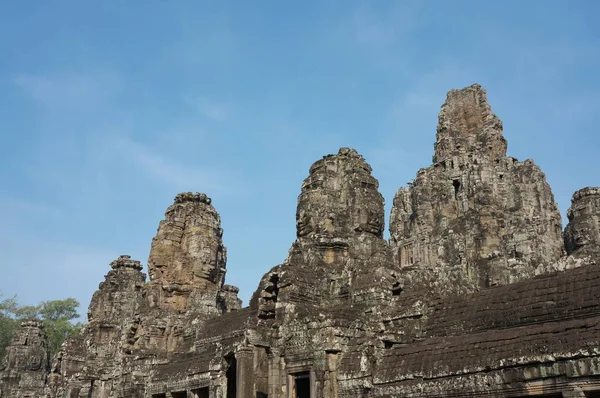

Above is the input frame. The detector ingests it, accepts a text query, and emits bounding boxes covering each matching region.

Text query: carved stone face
[296,209,314,237]
[296,151,385,239]
[362,208,384,236]
[565,193,600,255]
[571,225,590,249]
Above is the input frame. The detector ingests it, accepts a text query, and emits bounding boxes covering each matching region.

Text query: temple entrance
[226,355,237,398]
[292,372,310,398]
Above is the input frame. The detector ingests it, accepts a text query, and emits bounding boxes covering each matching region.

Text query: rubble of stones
[2,84,600,398]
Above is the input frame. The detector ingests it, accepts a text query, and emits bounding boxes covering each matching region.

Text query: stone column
[309,370,316,398]
[267,354,281,398]
[236,349,254,398]
[323,353,339,398]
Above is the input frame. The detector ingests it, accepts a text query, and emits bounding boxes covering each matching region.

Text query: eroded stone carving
[0,320,48,398]
[565,187,600,257]
[390,84,564,295]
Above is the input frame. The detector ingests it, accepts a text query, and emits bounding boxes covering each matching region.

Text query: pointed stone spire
[390,84,563,296]
[434,83,507,162]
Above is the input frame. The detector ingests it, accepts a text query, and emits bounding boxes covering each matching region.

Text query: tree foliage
[0,294,18,361]
[0,293,83,361]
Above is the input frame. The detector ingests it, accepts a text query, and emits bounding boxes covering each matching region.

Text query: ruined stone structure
[0,320,48,398]
[389,85,564,294]
[1,84,600,398]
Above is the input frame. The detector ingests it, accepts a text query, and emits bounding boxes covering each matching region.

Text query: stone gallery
[2,84,600,398]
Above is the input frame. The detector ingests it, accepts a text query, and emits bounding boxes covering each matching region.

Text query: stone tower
[564,187,600,258]
[134,193,240,353]
[252,147,396,319]
[389,84,564,295]
[0,320,49,398]
[147,192,238,315]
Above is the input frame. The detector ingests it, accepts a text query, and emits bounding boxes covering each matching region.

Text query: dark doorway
[171,392,187,398]
[87,380,94,398]
[191,387,210,398]
[453,179,461,199]
[151,395,167,398]
[294,372,310,398]
[226,355,237,398]
[587,392,600,398]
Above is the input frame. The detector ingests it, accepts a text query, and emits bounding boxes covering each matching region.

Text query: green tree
[37,298,83,357]
[13,305,39,320]
[0,294,83,360]
[0,293,18,360]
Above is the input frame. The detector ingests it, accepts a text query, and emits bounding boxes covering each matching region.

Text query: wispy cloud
[14,71,120,110]
[114,137,231,193]
[352,7,397,48]
[0,196,61,220]
[186,96,230,122]
[0,195,119,312]
[352,3,422,48]
[0,228,119,312]
[334,3,422,71]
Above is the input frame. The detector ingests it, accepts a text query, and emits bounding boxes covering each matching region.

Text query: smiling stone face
[250,146,396,309]
[565,187,600,256]
[148,192,226,289]
[295,147,384,240]
[145,192,234,316]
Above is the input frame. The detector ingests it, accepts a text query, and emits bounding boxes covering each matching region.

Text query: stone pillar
[286,374,292,398]
[236,349,254,398]
[323,353,339,398]
[253,347,269,398]
[270,355,286,398]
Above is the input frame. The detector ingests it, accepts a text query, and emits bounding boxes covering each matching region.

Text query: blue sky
[1,1,599,314]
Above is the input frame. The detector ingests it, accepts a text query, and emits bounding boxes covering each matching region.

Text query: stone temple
[2,84,600,398]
